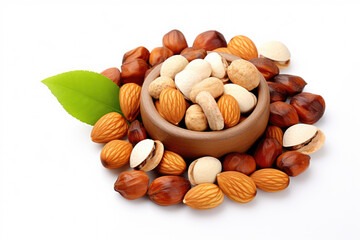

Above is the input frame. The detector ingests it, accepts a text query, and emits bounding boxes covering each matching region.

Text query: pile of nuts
[93,29,326,209]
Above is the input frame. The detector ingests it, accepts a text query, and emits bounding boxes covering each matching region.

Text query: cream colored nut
[283,123,325,154]
[130,139,164,172]
[148,76,175,99]
[185,104,208,131]
[184,59,212,79]
[227,59,260,91]
[204,52,228,79]
[189,77,224,103]
[175,70,204,99]
[259,40,291,68]
[160,55,189,79]
[195,91,224,131]
[223,84,257,113]
[188,156,222,185]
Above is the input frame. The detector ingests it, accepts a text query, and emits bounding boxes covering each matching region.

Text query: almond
[154,100,165,119]
[217,94,241,128]
[119,83,142,122]
[213,47,236,55]
[183,183,224,210]
[227,35,258,60]
[250,168,290,192]
[217,171,257,203]
[156,150,187,176]
[265,125,283,145]
[91,112,128,143]
[159,88,186,125]
[100,140,133,169]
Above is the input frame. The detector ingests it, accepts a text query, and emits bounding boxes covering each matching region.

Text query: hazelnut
[160,55,189,79]
[249,58,279,80]
[114,170,149,200]
[162,29,188,54]
[267,81,288,103]
[269,101,299,128]
[227,59,260,91]
[147,176,190,206]
[122,46,150,64]
[223,153,256,175]
[127,120,147,146]
[149,47,174,66]
[181,48,207,62]
[100,67,121,86]
[273,74,307,96]
[148,76,176,99]
[130,139,164,172]
[276,151,310,177]
[188,156,222,185]
[180,47,198,54]
[185,104,208,131]
[120,58,149,85]
[283,123,325,154]
[290,92,326,124]
[265,125,283,145]
[192,30,227,51]
[254,138,283,168]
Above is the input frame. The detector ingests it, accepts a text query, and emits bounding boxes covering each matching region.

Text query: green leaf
[42,70,122,126]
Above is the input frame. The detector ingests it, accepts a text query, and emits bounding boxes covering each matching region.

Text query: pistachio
[160,55,189,79]
[259,40,291,68]
[227,59,260,91]
[189,77,224,103]
[223,84,257,113]
[148,76,176,99]
[188,156,222,185]
[204,52,228,79]
[130,139,164,172]
[283,123,325,154]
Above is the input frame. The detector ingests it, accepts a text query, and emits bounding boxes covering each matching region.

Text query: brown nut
[185,104,208,131]
[114,170,149,200]
[156,150,187,176]
[127,120,147,146]
[183,183,224,210]
[120,58,149,85]
[273,74,307,96]
[149,47,174,66]
[249,58,279,80]
[119,83,141,122]
[100,140,133,169]
[91,112,128,143]
[265,125,283,145]
[122,46,150,64]
[276,151,310,177]
[130,139,164,172]
[290,92,326,124]
[147,176,191,206]
[250,168,289,192]
[159,88,186,125]
[227,35,258,60]
[223,153,256,175]
[254,138,283,168]
[192,30,227,51]
[267,81,288,102]
[181,48,207,62]
[227,59,260,91]
[217,94,241,128]
[148,76,176,99]
[269,101,299,128]
[180,47,198,54]
[100,67,121,86]
[162,29,188,54]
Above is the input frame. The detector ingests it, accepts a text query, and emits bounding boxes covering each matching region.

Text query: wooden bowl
[140,53,270,159]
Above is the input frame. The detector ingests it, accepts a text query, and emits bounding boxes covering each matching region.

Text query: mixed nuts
[90,29,326,210]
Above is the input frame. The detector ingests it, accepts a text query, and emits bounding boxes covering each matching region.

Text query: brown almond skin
[181,48,207,62]
[122,46,150,64]
[254,138,283,168]
[127,120,147,146]
[223,153,256,175]
[250,168,289,192]
[192,30,227,51]
[149,47,174,66]
[121,58,149,85]
[147,176,190,206]
[156,150,187,176]
[290,92,326,124]
[249,58,279,80]
[273,74,307,96]
[277,151,310,177]
[163,29,188,54]
[269,101,299,128]
[267,81,288,102]
[265,125,283,145]
[114,170,149,200]
[100,67,121,86]
[100,140,133,169]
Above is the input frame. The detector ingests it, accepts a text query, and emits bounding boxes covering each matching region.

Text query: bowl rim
[140,52,269,141]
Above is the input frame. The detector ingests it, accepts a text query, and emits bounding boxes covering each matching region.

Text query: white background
[1,0,360,239]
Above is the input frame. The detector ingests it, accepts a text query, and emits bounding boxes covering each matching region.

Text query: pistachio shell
[160,55,189,79]
[283,124,318,147]
[130,139,155,168]
[296,130,325,155]
[188,156,222,185]
[184,59,212,78]
[204,52,228,79]
[223,84,257,113]
[175,70,204,99]
[259,40,291,62]
[140,140,164,171]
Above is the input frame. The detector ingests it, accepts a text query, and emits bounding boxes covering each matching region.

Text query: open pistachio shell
[259,41,291,68]
[188,156,222,185]
[130,139,164,171]
[204,52,228,79]
[223,84,257,113]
